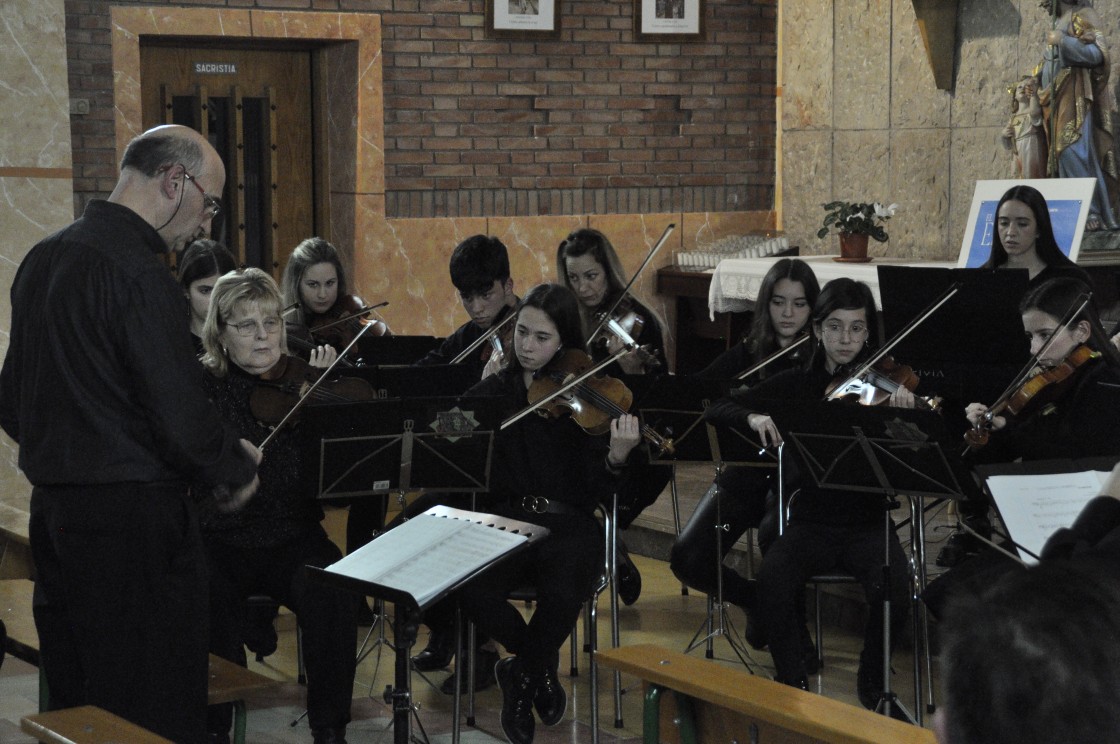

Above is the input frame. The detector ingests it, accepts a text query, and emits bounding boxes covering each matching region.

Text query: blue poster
[963,199,1082,267]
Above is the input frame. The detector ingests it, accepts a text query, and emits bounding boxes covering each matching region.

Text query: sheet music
[985,470,1108,565]
[323,511,530,606]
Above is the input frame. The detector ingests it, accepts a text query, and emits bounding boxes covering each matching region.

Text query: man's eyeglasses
[227,318,282,337]
[182,167,222,219]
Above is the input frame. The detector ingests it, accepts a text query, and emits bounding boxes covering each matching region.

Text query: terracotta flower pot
[838,232,870,261]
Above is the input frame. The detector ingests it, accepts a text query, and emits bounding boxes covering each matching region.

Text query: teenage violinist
[981,184,1091,289]
[557,228,666,376]
[281,236,390,358]
[178,238,236,356]
[197,268,358,744]
[670,258,820,620]
[456,283,641,744]
[704,278,912,707]
[923,278,1120,615]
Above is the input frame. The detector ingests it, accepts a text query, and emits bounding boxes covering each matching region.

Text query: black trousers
[30,483,210,743]
[457,509,602,674]
[669,465,779,606]
[205,525,358,734]
[758,521,910,684]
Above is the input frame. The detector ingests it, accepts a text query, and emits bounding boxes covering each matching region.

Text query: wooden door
[140,45,315,279]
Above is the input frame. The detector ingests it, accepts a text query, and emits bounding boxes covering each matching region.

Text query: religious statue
[1034,0,1120,230]
[1002,76,1048,179]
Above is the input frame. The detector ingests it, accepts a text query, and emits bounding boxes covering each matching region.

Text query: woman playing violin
[178,238,236,355]
[281,236,390,357]
[457,283,641,744]
[197,268,357,744]
[704,278,912,705]
[671,258,820,623]
[557,228,666,376]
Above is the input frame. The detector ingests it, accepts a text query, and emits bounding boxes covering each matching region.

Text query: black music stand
[335,363,480,399]
[310,506,548,744]
[769,399,973,724]
[639,375,769,671]
[353,334,443,366]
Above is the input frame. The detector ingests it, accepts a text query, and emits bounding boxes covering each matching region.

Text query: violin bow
[735,333,811,382]
[450,306,518,364]
[309,300,390,333]
[825,282,961,401]
[585,222,676,344]
[500,346,632,430]
[258,320,376,451]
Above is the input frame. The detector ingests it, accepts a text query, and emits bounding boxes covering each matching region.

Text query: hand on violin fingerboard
[965,403,1006,432]
[308,344,338,369]
[607,414,642,467]
[889,385,916,409]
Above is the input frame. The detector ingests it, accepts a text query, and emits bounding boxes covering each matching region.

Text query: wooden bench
[597,644,937,744]
[1,579,280,744]
[21,706,172,744]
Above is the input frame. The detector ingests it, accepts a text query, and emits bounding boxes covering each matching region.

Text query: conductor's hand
[608,414,642,467]
[215,439,263,513]
[747,413,782,448]
[308,344,338,369]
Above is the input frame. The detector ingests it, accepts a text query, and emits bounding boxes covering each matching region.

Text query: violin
[826,355,942,411]
[525,349,674,454]
[964,344,1100,449]
[249,353,375,427]
[309,294,391,350]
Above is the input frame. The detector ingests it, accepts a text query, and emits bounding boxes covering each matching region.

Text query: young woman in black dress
[457,283,641,744]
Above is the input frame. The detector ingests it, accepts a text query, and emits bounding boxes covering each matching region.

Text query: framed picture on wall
[634,0,704,41]
[486,0,560,39]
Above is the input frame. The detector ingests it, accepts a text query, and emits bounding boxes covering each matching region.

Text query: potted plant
[817,201,898,261]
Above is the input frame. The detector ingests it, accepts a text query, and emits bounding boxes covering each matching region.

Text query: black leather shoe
[616,553,642,606]
[311,727,348,744]
[533,663,567,726]
[411,627,456,672]
[439,648,499,694]
[495,656,536,744]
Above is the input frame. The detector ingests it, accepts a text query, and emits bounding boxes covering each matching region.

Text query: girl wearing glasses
[281,237,390,359]
[197,268,358,744]
[703,277,913,707]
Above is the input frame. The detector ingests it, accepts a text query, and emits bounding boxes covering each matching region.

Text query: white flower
[874,202,899,219]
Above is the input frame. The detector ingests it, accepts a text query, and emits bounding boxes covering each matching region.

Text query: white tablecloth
[707,255,956,318]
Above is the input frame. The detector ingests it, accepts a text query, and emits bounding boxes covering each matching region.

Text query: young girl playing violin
[281,236,390,358]
[981,184,1091,290]
[557,228,666,376]
[704,277,912,706]
[671,258,820,617]
[457,283,641,744]
[197,268,357,744]
[178,238,236,355]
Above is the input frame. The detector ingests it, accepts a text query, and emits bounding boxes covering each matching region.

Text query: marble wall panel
[954,0,1022,129]
[890,0,950,130]
[949,126,1011,256]
[782,130,835,255]
[679,211,777,251]
[782,0,834,131]
[1,0,71,169]
[833,0,892,132]
[487,216,587,289]
[888,128,951,259]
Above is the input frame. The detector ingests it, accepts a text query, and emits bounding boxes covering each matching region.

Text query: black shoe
[856,654,889,711]
[495,656,536,744]
[616,554,642,606]
[242,613,278,660]
[533,663,567,726]
[439,648,500,694]
[311,727,348,744]
[935,530,980,568]
[411,627,456,672]
[776,674,808,691]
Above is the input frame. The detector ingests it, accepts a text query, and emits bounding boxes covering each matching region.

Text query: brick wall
[65,0,776,218]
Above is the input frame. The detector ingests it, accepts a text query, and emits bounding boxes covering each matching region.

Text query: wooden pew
[1,579,280,744]
[597,644,937,744]
[22,706,172,744]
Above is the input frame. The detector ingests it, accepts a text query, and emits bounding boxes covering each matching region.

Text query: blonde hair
[201,268,287,377]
